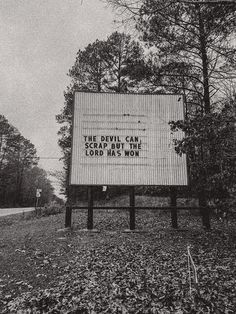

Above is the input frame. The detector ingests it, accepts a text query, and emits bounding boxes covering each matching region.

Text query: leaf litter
[0,209,235,313]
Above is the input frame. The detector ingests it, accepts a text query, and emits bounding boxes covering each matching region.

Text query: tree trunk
[197,4,211,114]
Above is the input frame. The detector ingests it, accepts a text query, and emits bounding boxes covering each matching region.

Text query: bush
[36,203,65,217]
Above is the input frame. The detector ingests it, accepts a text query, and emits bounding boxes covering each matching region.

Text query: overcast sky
[0,0,116,184]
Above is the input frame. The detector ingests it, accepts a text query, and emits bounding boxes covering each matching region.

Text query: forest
[0,115,55,207]
[56,0,236,213]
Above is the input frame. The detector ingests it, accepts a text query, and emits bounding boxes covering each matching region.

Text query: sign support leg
[87,186,94,230]
[35,197,39,215]
[65,185,72,228]
[65,204,72,228]
[170,187,178,229]
[130,186,135,230]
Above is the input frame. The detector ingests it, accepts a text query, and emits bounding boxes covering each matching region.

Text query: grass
[0,196,235,313]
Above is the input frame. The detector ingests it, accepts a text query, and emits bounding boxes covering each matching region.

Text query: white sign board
[70,92,188,186]
[36,189,42,198]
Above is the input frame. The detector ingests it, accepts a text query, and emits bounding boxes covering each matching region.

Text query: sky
[0,0,116,195]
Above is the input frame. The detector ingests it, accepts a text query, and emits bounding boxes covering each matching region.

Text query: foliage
[68,32,146,93]
[0,115,55,207]
[170,97,236,210]
[0,204,235,313]
[69,39,108,92]
[107,0,236,113]
[23,167,55,207]
[56,32,147,197]
[35,203,65,217]
[105,0,236,207]
[49,170,67,196]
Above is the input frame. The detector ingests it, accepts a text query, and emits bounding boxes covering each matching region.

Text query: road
[0,207,35,217]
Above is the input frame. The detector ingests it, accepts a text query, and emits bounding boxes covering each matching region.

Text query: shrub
[36,203,65,217]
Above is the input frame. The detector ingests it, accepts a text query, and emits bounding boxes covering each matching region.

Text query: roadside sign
[70,92,188,186]
[36,189,42,198]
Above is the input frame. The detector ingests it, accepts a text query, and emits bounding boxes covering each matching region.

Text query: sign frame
[69,91,188,187]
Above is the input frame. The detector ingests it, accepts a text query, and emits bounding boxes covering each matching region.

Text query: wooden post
[65,185,72,228]
[87,186,94,230]
[65,204,72,228]
[35,197,39,215]
[71,185,76,204]
[129,186,135,230]
[170,187,178,229]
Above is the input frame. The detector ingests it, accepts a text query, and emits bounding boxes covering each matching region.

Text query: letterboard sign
[70,92,188,186]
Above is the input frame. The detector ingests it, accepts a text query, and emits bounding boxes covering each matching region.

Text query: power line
[38,157,62,160]
[179,0,235,3]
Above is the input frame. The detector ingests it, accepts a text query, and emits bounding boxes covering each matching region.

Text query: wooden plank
[70,205,205,210]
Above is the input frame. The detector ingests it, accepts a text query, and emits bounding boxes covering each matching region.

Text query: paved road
[0,207,35,217]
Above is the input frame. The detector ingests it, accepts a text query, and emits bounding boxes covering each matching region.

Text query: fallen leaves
[0,209,235,313]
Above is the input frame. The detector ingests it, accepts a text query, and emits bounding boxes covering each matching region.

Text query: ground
[0,196,235,313]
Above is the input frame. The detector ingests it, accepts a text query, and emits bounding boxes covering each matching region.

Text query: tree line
[57,0,236,211]
[0,115,55,207]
